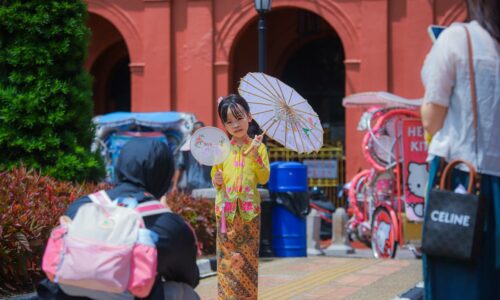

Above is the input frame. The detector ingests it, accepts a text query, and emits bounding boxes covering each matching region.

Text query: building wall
[84,0,466,180]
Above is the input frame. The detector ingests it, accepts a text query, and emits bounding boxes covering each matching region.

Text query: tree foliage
[0,1,104,182]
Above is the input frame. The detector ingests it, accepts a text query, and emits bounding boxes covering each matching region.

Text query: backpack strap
[184,219,202,256]
[136,200,171,217]
[88,190,113,207]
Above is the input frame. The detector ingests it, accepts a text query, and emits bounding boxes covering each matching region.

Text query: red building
[84,0,466,179]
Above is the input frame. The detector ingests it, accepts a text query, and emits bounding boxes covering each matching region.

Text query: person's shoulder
[154,210,187,226]
[429,22,468,59]
[438,22,467,43]
[65,195,92,218]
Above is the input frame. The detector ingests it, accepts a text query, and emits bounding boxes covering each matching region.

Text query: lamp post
[254,1,273,257]
[254,0,272,72]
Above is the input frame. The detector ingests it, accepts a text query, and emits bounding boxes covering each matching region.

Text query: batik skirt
[216,214,260,300]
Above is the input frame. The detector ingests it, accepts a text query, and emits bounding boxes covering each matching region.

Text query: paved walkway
[195,254,422,300]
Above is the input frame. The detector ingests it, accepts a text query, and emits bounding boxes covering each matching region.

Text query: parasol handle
[243,129,267,156]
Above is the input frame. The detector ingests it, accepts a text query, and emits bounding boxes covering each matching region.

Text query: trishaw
[343,92,429,258]
[92,111,197,182]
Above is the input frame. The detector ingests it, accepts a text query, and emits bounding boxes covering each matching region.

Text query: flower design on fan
[195,135,203,147]
[190,126,230,166]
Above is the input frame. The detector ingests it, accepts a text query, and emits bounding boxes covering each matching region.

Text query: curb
[394,281,424,300]
[197,257,217,278]
[8,293,37,300]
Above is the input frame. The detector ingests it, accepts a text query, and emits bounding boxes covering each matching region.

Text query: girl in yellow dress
[211,94,270,300]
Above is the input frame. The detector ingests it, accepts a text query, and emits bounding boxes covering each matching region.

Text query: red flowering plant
[0,167,110,296]
[165,192,216,256]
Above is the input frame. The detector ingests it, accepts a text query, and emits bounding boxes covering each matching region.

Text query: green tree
[0,1,104,182]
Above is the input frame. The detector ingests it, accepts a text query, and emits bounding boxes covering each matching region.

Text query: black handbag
[421,160,483,261]
[421,26,484,262]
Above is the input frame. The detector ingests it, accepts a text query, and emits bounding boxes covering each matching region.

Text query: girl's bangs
[229,104,245,120]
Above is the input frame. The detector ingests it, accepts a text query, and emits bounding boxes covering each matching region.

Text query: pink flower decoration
[224,202,234,212]
[242,201,253,211]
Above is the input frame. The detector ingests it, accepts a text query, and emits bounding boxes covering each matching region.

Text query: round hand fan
[190,126,230,166]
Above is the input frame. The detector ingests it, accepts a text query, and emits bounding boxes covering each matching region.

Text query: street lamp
[254,2,273,258]
[254,0,272,72]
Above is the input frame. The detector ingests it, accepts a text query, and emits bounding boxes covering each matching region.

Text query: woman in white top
[420,0,500,299]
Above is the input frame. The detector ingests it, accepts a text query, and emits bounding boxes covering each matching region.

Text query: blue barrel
[272,205,307,257]
[268,161,283,192]
[269,161,308,257]
[268,162,308,192]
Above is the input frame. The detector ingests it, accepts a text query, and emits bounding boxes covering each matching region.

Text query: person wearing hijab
[37,138,200,300]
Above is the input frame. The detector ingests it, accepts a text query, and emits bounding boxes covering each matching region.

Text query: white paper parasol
[238,72,323,153]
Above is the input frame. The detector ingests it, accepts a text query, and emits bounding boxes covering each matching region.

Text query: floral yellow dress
[211,139,270,300]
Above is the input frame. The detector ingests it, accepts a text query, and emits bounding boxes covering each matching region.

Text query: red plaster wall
[84,0,467,180]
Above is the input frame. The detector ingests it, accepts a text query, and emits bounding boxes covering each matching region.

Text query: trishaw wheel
[371,207,398,259]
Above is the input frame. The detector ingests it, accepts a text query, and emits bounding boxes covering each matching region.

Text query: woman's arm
[420,102,448,136]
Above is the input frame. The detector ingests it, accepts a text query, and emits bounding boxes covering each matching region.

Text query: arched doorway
[87,14,131,115]
[230,8,345,144]
[107,57,131,112]
[281,36,345,144]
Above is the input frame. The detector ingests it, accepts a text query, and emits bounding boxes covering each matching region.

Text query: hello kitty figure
[408,162,429,199]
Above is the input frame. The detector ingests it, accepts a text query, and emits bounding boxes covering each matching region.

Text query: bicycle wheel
[370,170,395,205]
[348,169,372,222]
[371,207,398,259]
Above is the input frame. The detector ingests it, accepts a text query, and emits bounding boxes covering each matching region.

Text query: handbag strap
[464,26,478,132]
[464,26,481,175]
[464,26,482,192]
[439,159,477,193]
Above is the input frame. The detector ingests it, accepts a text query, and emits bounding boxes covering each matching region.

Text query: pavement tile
[380,259,411,267]
[258,276,293,288]
[334,274,381,287]
[371,266,402,275]
[319,286,359,299]
[284,263,329,272]
[196,254,422,299]
[357,265,402,276]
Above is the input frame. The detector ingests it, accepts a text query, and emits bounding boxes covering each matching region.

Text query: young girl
[211,94,270,300]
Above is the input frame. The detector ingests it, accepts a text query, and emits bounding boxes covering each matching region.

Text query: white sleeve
[421,25,463,107]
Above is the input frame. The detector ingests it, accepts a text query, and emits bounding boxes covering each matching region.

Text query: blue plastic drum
[269,161,308,257]
[272,205,307,257]
[268,162,308,192]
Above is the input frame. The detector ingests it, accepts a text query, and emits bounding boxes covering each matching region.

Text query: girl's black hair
[217,94,262,138]
[467,0,500,41]
[217,94,250,123]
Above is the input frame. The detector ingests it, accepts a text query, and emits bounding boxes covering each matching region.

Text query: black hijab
[114,137,174,199]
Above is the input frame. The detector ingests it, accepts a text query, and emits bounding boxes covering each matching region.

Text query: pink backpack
[42,191,170,300]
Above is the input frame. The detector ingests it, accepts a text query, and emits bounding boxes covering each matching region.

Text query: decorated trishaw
[343,92,429,258]
[92,111,197,182]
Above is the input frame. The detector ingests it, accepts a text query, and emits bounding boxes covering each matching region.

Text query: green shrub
[0,1,104,182]
[0,167,216,296]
